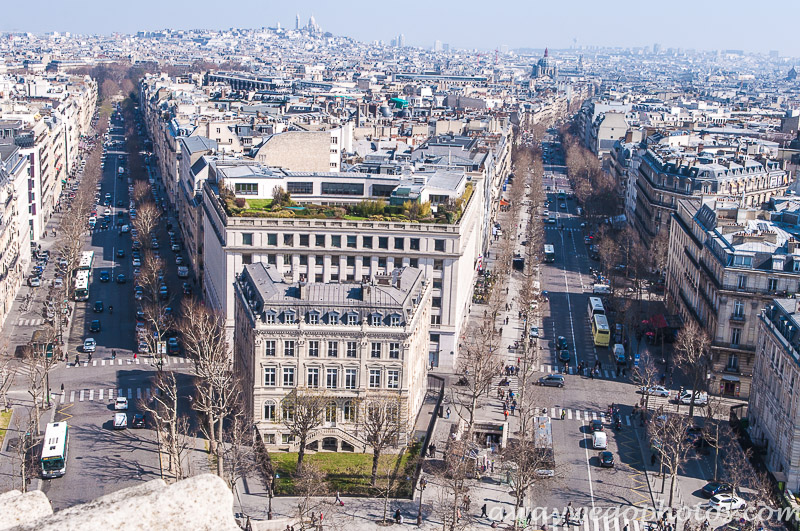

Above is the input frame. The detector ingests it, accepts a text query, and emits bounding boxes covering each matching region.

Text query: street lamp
[267,472,278,519]
[416,476,427,526]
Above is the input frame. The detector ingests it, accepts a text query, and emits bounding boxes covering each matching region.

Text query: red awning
[650,314,668,329]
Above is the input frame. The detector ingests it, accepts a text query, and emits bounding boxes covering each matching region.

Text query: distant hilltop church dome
[788,66,798,81]
[532,47,557,79]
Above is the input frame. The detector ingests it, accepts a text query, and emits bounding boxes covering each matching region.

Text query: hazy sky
[4,0,800,57]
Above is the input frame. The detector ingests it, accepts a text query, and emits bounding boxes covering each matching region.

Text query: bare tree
[453,323,500,435]
[648,413,692,508]
[133,180,150,203]
[0,359,16,410]
[253,430,277,519]
[632,350,661,416]
[673,321,711,418]
[434,437,475,531]
[132,201,161,246]
[281,388,327,473]
[502,412,558,530]
[221,395,254,493]
[12,410,39,492]
[23,326,60,435]
[294,461,329,528]
[179,298,237,476]
[140,370,192,481]
[362,395,403,487]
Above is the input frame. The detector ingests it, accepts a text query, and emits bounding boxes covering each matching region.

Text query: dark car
[556,336,569,350]
[93,300,104,313]
[99,270,110,282]
[131,413,145,428]
[116,248,125,259]
[599,451,614,468]
[558,349,570,363]
[117,273,126,284]
[182,283,192,296]
[89,319,101,333]
[701,482,733,498]
[590,419,604,432]
[167,337,180,354]
[136,309,145,323]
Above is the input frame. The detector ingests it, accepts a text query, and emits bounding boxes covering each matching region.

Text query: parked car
[538,374,565,388]
[639,385,670,397]
[167,337,180,354]
[529,326,539,339]
[28,276,41,287]
[702,482,733,498]
[707,494,745,511]
[131,414,145,428]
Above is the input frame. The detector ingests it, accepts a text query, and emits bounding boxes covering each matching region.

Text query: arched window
[263,400,277,421]
[343,400,357,422]
[281,401,295,422]
[325,401,337,425]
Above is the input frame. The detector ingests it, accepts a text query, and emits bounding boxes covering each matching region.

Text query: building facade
[0,145,31,327]
[234,263,432,451]
[667,199,800,397]
[750,299,800,491]
[202,165,485,370]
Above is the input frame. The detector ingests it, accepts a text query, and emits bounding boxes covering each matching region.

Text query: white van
[592,431,607,449]
[593,284,611,295]
[114,412,128,430]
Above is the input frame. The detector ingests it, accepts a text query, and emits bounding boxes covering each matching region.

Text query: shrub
[234,197,246,208]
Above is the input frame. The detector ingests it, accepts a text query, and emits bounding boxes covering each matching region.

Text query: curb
[0,406,16,453]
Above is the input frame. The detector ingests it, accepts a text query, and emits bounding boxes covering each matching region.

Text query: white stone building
[234,262,431,451]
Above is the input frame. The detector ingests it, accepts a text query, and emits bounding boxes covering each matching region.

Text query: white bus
[41,422,69,479]
[78,251,95,271]
[543,244,555,263]
[587,297,605,320]
[74,270,89,301]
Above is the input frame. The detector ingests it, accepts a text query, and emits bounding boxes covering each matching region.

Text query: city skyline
[4,0,800,57]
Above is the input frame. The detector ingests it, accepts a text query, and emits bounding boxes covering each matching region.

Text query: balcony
[711,340,755,353]
[729,313,746,322]
[723,365,741,374]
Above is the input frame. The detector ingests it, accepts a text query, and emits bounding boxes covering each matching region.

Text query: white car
[529,326,540,339]
[114,412,128,429]
[707,494,745,511]
[640,385,670,397]
[115,396,128,410]
[679,391,708,405]
[83,338,96,352]
[104,208,112,216]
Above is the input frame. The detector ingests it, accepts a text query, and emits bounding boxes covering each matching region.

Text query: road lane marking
[101,360,106,366]
[118,388,123,397]
[581,420,596,509]
[118,359,122,365]
[60,392,65,404]
[591,412,597,420]
[146,388,151,397]
[551,407,557,417]
[136,388,141,399]
[99,389,104,400]
[626,416,631,426]
[69,390,75,402]
[79,390,84,401]
[89,390,94,401]
[567,409,573,420]
[135,358,140,364]
[127,388,132,399]
[92,360,97,366]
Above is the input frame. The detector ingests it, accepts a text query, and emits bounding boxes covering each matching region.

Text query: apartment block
[750,299,800,491]
[0,145,31,326]
[234,263,431,451]
[667,198,800,397]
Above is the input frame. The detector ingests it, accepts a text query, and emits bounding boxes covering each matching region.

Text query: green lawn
[0,409,12,449]
[270,451,415,497]
[246,199,273,210]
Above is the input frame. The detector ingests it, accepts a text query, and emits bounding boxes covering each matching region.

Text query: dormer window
[328,312,340,325]
[283,310,296,324]
[308,311,320,325]
[390,314,401,327]
[370,313,382,326]
[347,312,359,325]
[264,310,276,324]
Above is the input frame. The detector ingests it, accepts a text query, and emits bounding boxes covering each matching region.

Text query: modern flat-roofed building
[234,262,431,451]
[202,160,484,369]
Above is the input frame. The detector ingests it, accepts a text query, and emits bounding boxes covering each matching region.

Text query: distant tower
[295,13,300,30]
[788,66,798,81]
[433,40,442,52]
[398,33,405,48]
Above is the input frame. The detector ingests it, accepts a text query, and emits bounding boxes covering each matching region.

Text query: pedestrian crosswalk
[62,385,162,404]
[64,356,190,368]
[16,318,44,327]
[516,511,672,531]
[539,364,626,380]
[527,407,633,425]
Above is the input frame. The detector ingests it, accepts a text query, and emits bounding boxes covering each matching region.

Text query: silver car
[538,374,565,388]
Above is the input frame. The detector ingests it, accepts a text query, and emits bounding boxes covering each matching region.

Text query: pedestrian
[60,383,64,392]
[446,407,451,419]
[527,511,533,525]
[335,491,342,505]
[481,504,488,518]
[561,409,566,420]
[579,508,585,523]
[590,369,594,380]
[503,409,509,420]
[394,508,401,523]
